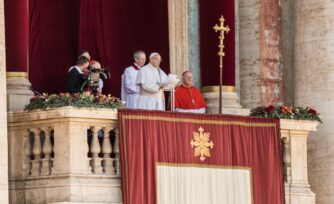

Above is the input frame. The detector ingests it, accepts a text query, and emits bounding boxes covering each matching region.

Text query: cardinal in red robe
[174,71,206,113]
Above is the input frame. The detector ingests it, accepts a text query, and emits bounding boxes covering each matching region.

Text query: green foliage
[24,92,124,111]
[250,105,322,123]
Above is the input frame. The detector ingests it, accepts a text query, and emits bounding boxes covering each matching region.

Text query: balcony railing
[7,107,318,204]
[8,107,122,204]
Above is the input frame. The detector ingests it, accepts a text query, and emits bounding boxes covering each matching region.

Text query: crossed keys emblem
[190,127,214,161]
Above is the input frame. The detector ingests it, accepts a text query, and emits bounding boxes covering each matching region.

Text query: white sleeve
[175,108,206,114]
[124,69,139,94]
[98,79,103,89]
[142,83,160,93]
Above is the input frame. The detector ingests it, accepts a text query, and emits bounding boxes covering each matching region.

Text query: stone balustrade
[280,119,318,204]
[7,107,318,204]
[8,107,122,204]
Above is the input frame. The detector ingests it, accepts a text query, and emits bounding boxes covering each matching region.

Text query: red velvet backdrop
[4,0,29,72]
[29,0,80,94]
[29,0,169,96]
[119,109,284,204]
[200,0,235,86]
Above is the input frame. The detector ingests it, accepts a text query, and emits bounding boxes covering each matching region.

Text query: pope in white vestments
[136,52,168,110]
[121,51,146,108]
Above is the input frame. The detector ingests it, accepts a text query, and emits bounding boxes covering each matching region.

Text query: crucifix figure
[213,15,230,114]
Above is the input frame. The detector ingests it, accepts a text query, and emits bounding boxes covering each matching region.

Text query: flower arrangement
[24,92,124,111]
[250,105,322,123]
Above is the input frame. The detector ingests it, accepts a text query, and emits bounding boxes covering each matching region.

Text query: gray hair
[133,50,145,60]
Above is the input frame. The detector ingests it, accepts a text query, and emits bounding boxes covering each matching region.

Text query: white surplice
[136,63,167,110]
[121,66,140,108]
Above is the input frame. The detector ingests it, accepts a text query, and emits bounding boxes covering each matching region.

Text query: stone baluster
[102,127,114,174]
[281,135,291,184]
[113,127,120,176]
[23,129,32,177]
[90,126,103,174]
[30,128,42,176]
[41,127,53,176]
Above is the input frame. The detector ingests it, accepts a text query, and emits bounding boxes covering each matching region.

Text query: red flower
[84,87,92,93]
[31,96,40,101]
[307,108,317,115]
[265,105,275,113]
[280,106,293,114]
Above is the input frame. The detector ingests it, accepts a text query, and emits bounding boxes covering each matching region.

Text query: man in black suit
[65,56,90,93]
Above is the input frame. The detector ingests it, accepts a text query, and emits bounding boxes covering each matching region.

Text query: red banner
[119,109,284,204]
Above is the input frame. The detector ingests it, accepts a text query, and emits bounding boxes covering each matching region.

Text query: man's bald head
[182,70,193,87]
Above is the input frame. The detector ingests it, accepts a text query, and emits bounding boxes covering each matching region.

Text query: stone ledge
[7,107,118,123]
[280,119,318,132]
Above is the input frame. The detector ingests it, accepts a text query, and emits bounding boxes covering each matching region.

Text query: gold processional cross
[191,127,214,161]
[213,16,230,114]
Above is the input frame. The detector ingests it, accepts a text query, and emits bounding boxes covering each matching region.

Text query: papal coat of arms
[190,127,214,161]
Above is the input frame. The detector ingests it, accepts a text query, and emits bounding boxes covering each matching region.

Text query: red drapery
[29,0,80,93]
[200,0,235,86]
[29,0,169,96]
[119,109,284,204]
[4,0,29,72]
[78,0,170,96]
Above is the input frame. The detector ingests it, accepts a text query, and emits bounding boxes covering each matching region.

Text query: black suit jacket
[65,67,87,93]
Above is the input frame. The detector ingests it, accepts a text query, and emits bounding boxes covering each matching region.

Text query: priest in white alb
[121,50,146,108]
[136,52,168,110]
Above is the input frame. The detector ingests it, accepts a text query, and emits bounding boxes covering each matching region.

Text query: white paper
[162,74,180,90]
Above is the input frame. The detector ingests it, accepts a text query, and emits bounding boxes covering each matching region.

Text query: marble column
[281,0,295,106]
[0,0,9,202]
[238,0,262,108]
[294,1,334,203]
[188,0,200,87]
[259,0,284,106]
[4,0,33,111]
[239,0,284,108]
[168,0,189,78]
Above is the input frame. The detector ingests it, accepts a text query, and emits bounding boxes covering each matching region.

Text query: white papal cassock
[136,63,167,110]
[121,65,140,108]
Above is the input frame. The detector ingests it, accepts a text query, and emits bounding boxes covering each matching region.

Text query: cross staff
[213,15,230,114]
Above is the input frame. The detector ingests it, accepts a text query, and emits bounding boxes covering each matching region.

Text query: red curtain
[119,109,284,204]
[78,0,170,96]
[29,0,169,96]
[29,0,80,94]
[4,0,29,72]
[200,0,235,86]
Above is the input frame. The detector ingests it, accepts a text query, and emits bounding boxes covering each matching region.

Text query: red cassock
[174,85,207,109]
